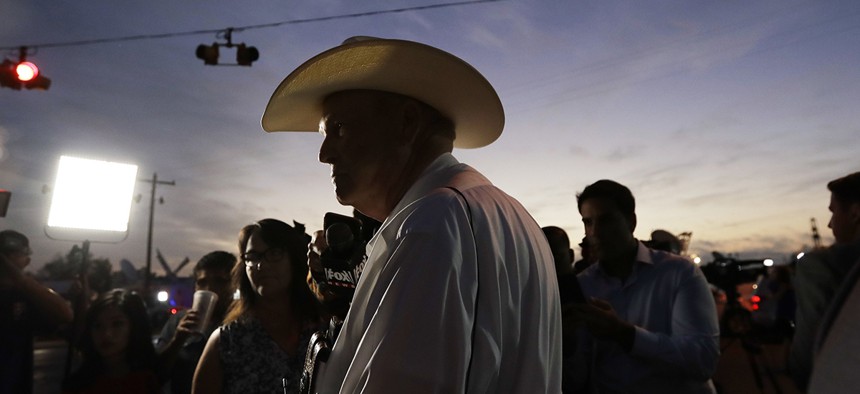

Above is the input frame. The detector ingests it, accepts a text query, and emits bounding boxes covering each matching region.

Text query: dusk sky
[2,0,858,276]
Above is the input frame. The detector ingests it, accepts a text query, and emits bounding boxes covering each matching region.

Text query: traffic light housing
[0,59,20,89]
[196,43,219,65]
[236,44,259,66]
[196,29,259,67]
[1,57,51,90]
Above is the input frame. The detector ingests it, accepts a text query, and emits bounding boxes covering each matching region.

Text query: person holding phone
[568,180,720,393]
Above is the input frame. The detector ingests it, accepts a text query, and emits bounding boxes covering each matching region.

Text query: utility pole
[139,173,175,300]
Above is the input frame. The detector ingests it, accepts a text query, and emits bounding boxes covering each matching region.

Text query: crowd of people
[2,36,859,394]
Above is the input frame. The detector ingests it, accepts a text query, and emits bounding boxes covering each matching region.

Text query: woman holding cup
[193,219,322,394]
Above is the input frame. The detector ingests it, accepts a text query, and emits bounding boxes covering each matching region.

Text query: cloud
[568,145,590,157]
[464,2,551,53]
[693,232,809,262]
[603,145,644,162]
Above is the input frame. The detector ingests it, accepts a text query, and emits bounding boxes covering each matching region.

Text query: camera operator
[1,229,73,394]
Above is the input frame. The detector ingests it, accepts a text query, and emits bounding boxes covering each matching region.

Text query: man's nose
[319,137,336,164]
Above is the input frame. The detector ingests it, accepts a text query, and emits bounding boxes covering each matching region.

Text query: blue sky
[2,0,858,274]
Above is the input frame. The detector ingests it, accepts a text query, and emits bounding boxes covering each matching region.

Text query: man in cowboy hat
[262,37,562,393]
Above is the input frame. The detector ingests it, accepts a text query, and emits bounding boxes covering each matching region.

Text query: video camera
[700,251,769,302]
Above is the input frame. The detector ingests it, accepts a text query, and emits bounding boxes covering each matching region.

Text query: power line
[0,0,502,51]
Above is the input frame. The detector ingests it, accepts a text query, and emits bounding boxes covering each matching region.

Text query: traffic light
[236,44,259,66]
[196,29,259,67]
[0,48,51,91]
[196,43,219,65]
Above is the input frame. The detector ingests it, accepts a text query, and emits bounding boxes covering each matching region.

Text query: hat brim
[261,38,504,149]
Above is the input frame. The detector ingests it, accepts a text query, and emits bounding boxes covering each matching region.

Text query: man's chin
[334,189,355,207]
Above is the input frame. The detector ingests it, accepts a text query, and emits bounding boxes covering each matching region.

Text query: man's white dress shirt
[317,153,562,393]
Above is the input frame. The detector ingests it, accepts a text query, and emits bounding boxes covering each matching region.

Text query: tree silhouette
[37,245,113,293]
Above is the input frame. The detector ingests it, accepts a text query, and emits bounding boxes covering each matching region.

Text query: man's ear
[396,99,423,146]
[629,213,637,233]
[849,202,860,225]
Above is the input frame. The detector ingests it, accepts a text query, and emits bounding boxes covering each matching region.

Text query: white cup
[190,290,219,336]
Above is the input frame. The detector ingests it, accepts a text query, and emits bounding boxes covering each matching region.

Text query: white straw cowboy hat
[261,36,504,149]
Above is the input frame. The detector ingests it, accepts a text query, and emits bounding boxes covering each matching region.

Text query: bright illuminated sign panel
[47,156,138,236]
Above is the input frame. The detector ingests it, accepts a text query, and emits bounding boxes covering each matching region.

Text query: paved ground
[33,339,69,394]
[713,338,802,394]
[35,336,805,393]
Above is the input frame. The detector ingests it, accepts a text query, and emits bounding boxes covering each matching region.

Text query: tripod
[720,299,785,394]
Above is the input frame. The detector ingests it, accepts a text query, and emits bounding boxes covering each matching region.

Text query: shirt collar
[389,152,460,216]
[635,240,654,265]
[591,240,653,285]
[371,153,459,237]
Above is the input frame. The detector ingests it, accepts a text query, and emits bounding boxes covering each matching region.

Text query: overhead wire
[0,0,502,51]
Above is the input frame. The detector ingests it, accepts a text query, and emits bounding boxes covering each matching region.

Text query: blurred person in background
[542,225,586,392]
[62,288,160,394]
[543,226,575,278]
[1,229,73,394]
[157,251,236,393]
[192,219,322,394]
[791,171,860,391]
[573,237,596,275]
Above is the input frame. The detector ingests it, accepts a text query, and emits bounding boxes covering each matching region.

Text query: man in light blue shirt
[569,179,720,393]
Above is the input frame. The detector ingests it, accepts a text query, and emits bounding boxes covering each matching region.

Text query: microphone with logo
[314,212,368,317]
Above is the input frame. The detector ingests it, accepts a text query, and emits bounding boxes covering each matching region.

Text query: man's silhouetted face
[828,193,860,244]
[195,268,232,316]
[580,198,636,263]
[318,90,407,215]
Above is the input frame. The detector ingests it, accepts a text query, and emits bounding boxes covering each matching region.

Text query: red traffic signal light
[1,58,51,90]
[15,61,39,81]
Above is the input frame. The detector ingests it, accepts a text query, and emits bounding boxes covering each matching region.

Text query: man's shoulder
[796,243,860,279]
[647,248,697,270]
[643,249,708,289]
[402,187,469,225]
[832,241,860,266]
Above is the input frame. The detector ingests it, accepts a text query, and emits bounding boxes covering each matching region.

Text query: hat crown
[262,37,504,149]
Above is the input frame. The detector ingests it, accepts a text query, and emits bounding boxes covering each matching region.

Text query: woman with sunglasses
[193,219,322,394]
